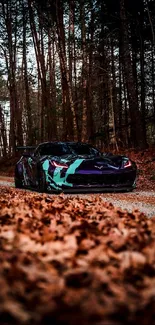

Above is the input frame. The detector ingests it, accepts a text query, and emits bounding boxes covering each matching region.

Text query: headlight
[123,159,132,168]
[51,161,68,169]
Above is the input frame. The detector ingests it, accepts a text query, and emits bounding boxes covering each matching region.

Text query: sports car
[15,141,137,193]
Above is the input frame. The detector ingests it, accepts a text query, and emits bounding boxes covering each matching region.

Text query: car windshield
[37,142,100,156]
[68,143,100,156]
[38,143,72,156]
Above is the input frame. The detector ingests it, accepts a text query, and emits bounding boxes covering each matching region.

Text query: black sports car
[15,142,137,193]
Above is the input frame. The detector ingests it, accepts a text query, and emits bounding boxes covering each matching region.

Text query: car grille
[67,173,135,186]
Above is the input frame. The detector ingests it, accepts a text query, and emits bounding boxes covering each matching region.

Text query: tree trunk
[86,0,94,141]
[118,37,123,141]
[123,73,130,147]
[23,3,32,145]
[139,3,147,143]
[146,0,155,120]
[69,0,80,141]
[47,30,57,140]
[120,0,147,149]
[56,0,78,140]
[0,104,7,156]
[111,37,119,140]
[80,0,88,142]
[2,1,23,153]
[28,0,49,142]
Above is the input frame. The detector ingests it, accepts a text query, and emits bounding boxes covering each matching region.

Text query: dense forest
[0,0,155,156]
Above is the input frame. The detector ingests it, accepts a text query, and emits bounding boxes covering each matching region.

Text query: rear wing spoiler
[15,146,36,151]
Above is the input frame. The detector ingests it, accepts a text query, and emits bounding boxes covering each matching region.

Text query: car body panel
[15,142,137,193]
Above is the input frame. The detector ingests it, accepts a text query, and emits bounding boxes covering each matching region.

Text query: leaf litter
[0,186,155,325]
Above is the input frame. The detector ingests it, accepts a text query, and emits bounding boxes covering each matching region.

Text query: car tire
[14,165,24,189]
[14,176,23,189]
[38,170,47,193]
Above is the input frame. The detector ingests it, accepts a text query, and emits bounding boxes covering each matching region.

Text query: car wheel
[38,170,47,193]
[14,175,23,189]
[14,165,24,189]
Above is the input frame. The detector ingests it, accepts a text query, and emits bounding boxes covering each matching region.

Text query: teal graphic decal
[42,159,84,190]
[28,157,33,167]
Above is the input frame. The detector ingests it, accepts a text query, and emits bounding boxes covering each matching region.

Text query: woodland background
[0,2,155,323]
[0,0,155,156]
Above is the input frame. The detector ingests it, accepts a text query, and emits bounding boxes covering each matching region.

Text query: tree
[0,0,155,155]
[1,0,23,153]
[120,0,148,149]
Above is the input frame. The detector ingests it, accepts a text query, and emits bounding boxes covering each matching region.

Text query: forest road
[0,176,154,218]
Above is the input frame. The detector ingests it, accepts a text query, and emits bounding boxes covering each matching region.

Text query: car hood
[46,154,124,169]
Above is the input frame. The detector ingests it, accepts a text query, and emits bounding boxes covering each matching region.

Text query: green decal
[42,160,59,190]
[42,160,49,170]
[53,159,84,187]
[60,158,69,163]
[42,158,84,190]
[42,160,50,183]
[28,157,33,168]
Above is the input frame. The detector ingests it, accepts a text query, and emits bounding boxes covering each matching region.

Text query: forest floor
[0,148,155,324]
[0,186,155,324]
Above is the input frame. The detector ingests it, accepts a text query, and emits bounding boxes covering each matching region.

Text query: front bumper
[62,185,135,193]
[47,168,137,193]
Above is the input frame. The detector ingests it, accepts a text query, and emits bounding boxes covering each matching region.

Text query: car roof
[37,141,90,146]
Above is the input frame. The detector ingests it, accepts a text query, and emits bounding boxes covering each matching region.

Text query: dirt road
[0,175,154,218]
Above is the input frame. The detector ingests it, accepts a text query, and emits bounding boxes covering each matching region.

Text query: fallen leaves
[126,148,155,191]
[0,187,155,325]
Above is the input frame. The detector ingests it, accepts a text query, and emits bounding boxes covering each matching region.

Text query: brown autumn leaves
[0,186,155,325]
